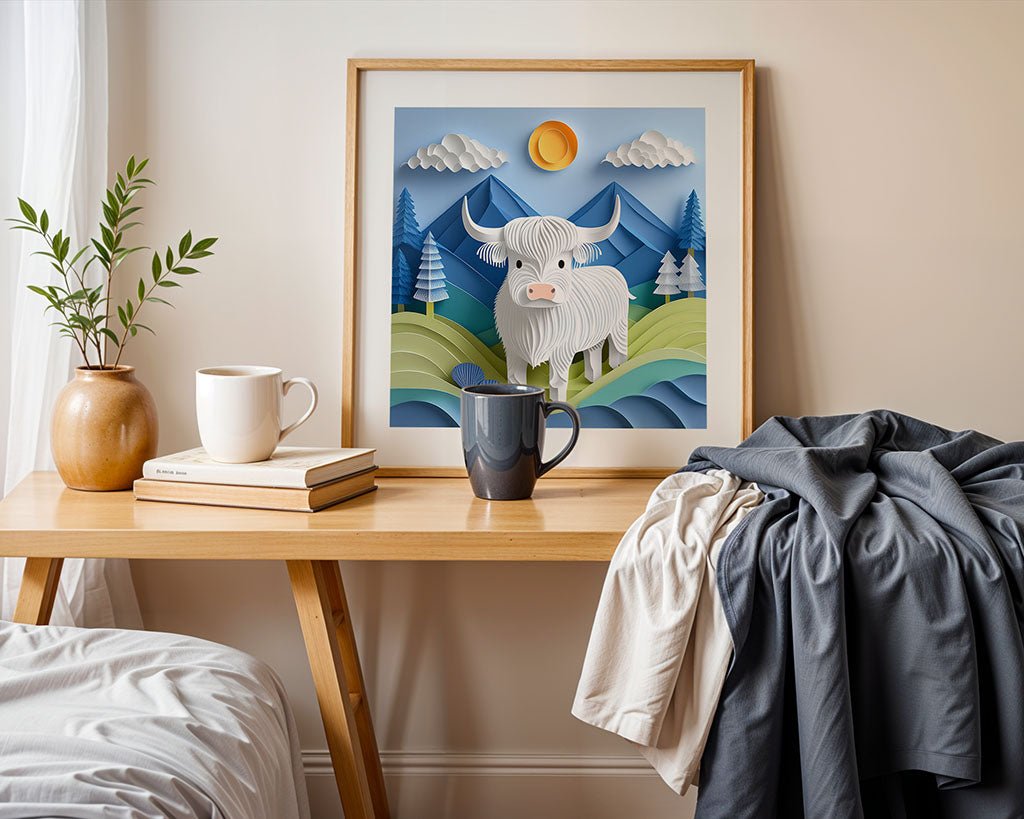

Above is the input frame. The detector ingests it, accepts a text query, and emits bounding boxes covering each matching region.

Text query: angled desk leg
[288,559,389,819]
[13,557,64,625]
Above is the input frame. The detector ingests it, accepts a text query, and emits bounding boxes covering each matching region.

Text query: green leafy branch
[7,155,217,369]
[112,231,216,367]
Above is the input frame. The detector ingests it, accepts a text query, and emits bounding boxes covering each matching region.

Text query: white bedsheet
[0,621,311,819]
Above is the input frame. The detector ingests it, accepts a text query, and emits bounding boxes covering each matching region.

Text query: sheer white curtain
[0,0,141,628]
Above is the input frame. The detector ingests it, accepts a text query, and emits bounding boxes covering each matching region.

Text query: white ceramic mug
[196,365,318,463]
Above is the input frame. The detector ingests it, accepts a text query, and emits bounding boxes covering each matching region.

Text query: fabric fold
[688,411,1024,818]
[573,469,763,793]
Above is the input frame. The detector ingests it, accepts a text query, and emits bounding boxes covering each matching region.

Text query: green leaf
[133,178,155,186]
[99,328,120,345]
[145,296,173,307]
[39,210,49,233]
[60,235,70,261]
[117,305,128,327]
[121,206,142,218]
[100,224,114,250]
[127,155,136,177]
[134,323,155,335]
[126,299,134,320]
[135,158,149,174]
[157,280,181,288]
[107,189,118,210]
[92,239,110,263]
[8,224,37,232]
[191,237,218,252]
[151,252,162,280]
[114,246,145,261]
[116,172,126,190]
[165,247,174,271]
[138,279,146,301]
[68,246,90,268]
[178,231,192,257]
[18,198,37,224]
[172,266,199,275]
[103,202,116,227]
[185,250,214,259]
[27,284,56,305]
[129,325,138,337]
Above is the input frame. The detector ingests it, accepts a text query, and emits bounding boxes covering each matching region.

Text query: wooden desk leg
[288,560,390,819]
[13,557,64,625]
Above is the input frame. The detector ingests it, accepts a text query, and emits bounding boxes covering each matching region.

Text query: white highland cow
[462,196,633,402]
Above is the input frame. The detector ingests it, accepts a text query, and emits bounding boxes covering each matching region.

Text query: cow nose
[527,283,557,301]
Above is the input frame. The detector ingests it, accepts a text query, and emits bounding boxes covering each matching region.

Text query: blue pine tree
[677,189,706,253]
[393,187,422,249]
[413,232,449,319]
[392,249,413,311]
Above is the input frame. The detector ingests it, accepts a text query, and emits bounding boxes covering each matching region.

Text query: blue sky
[393,107,705,230]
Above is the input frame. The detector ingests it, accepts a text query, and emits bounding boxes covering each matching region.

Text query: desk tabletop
[0,472,662,561]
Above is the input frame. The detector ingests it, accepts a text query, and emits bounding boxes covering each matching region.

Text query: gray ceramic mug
[460,384,581,500]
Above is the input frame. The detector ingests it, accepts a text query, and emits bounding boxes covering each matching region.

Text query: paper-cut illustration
[528,120,578,171]
[451,362,496,389]
[406,133,508,173]
[463,196,632,402]
[390,107,707,430]
[602,129,696,169]
[677,188,706,251]
[413,232,449,318]
[677,254,704,296]
[392,249,413,311]
[655,251,682,303]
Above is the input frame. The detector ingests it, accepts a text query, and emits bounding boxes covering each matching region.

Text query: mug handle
[279,377,319,443]
[538,401,581,477]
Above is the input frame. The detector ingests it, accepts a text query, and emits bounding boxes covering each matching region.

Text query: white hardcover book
[142,446,377,489]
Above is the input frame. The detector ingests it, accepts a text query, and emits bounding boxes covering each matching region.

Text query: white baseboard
[302,750,656,778]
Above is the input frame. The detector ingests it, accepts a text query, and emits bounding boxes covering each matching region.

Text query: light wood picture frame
[343,59,754,477]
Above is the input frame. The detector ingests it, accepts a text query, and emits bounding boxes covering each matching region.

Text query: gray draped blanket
[687,411,1024,818]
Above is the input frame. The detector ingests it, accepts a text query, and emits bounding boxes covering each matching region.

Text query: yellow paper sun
[528,121,578,172]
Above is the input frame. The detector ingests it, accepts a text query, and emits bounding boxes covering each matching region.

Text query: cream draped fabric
[573,469,763,793]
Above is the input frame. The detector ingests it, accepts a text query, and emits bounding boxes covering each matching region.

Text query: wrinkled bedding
[687,411,1024,818]
[0,621,310,819]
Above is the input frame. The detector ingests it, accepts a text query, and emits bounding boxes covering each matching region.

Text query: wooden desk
[0,472,658,819]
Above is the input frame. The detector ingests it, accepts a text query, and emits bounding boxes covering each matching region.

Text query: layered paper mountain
[394,176,706,346]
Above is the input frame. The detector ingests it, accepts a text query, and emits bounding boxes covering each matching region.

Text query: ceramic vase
[51,366,158,491]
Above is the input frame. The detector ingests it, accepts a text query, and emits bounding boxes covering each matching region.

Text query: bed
[0,620,311,818]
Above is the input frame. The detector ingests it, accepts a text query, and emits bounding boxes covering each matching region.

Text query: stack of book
[134,447,378,512]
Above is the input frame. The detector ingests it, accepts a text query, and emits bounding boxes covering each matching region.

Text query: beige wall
[105,1,1024,816]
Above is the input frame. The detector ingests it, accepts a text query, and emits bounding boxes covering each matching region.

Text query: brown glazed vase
[51,366,158,491]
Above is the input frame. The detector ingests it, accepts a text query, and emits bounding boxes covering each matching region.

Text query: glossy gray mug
[460,384,581,500]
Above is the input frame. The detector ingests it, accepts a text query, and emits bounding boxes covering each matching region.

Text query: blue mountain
[424,175,538,291]
[568,183,677,290]
[396,176,698,320]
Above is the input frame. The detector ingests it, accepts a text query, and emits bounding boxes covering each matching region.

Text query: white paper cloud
[602,130,697,169]
[406,133,508,173]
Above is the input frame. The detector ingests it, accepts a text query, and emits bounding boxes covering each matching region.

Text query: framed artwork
[344,59,754,476]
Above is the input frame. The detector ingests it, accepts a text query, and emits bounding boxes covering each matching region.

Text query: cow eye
[516,260,522,269]
[558,260,565,269]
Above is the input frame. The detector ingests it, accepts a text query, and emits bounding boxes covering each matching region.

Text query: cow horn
[576,195,621,244]
[462,198,503,243]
